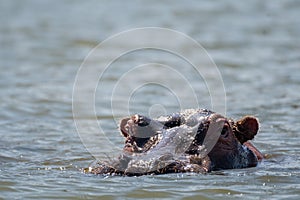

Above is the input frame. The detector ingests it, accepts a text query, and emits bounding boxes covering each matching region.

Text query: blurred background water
[1,0,300,199]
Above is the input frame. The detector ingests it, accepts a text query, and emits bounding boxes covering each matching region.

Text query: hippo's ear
[233,116,259,144]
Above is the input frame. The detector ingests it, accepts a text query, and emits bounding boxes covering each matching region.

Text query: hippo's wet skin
[89,109,263,176]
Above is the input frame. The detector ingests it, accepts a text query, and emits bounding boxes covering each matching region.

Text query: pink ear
[233,116,259,144]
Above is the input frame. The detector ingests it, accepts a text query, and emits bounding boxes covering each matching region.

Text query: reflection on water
[1,0,300,199]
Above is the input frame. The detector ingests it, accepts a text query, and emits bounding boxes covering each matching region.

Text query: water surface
[1,0,300,199]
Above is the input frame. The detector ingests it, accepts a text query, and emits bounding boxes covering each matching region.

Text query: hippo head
[90,109,263,176]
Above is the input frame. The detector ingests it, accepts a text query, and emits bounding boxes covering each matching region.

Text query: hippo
[88,109,263,176]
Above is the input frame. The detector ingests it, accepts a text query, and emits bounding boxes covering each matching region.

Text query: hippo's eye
[221,125,229,137]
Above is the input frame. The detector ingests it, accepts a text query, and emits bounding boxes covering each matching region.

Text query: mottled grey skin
[89,109,263,176]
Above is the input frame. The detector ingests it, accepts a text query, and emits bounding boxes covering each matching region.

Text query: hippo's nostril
[132,114,139,123]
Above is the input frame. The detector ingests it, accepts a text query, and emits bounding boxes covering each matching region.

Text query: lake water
[1,0,300,199]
